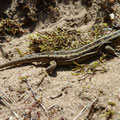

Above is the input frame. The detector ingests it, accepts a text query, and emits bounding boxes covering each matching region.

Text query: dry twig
[73,98,98,120]
[0,96,19,120]
[0,89,12,103]
[22,78,46,112]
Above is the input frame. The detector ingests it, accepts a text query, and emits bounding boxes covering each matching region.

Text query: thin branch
[73,98,98,120]
[0,96,19,120]
[23,79,46,112]
[0,89,12,103]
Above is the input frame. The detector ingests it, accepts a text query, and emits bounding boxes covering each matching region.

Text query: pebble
[109,13,115,20]
[108,0,115,4]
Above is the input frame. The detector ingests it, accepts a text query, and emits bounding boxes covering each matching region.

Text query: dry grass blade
[21,78,46,112]
[0,89,12,103]
[73,98,98,120]
[0,96,19,120]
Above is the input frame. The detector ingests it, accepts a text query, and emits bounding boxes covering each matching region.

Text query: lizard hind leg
[104,45,119,57]
[46,60,57,74]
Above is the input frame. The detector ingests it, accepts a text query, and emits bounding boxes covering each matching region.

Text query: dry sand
[0,0,120,120]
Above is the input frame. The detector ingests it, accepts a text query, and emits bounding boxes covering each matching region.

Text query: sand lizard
[0,30,120,73]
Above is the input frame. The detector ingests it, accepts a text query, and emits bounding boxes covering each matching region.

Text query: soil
[0,0,120,120]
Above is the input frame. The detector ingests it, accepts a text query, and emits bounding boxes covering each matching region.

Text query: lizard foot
[46,60,57,75]
[104,45,119,57]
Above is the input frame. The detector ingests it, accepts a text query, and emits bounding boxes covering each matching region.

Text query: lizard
[0,30,120,74]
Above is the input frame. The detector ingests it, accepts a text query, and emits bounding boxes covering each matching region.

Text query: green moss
[29,22,108,53]
[91,23,109,38]
[108,101,116,106]
[0,18,24,37]
[29,28,86,53]
[101,109,114,118]
[72,55,107,75]
[15,48,25,57]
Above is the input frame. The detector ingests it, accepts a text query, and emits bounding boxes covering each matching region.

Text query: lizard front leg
[46,60,57,74]
[104,45,119,57]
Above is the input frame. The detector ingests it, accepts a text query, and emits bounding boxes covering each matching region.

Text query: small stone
[108,0,115,4]
[17,88,25,94]
[109,13,114,20]
[8,86,14,92]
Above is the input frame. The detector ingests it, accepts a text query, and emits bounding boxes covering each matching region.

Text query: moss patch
[0,18,24,37]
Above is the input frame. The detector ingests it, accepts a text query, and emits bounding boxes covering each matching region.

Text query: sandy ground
[0,0,120,120]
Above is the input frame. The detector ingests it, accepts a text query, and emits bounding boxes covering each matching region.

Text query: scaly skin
[0,30,120,69]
